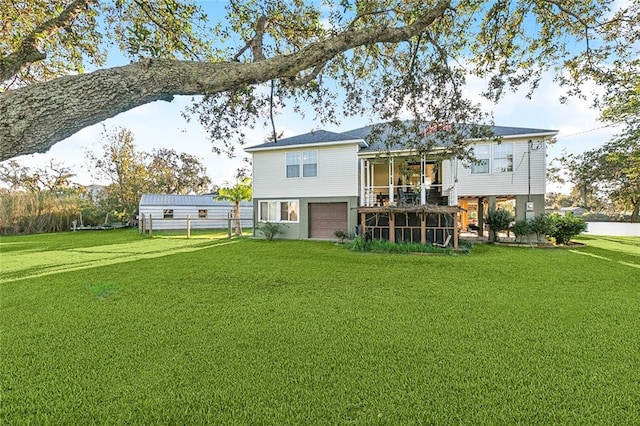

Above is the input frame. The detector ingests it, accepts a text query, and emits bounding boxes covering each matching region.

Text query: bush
[511,220,532,243]
[549,213,587,245]
[334,230,348,243]
[486,208,515,242]
[257,222,286,241]
[530,214,555,243]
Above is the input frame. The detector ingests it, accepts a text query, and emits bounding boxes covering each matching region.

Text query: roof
[244,130,363,152]
[139,194,251,207]
[244,121,558,153]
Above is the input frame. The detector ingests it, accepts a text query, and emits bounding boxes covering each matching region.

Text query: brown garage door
[308,202,348,239]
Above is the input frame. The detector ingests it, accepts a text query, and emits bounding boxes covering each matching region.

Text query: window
[470,145,490,174]
[198,209,208,219]
[286,150,317,178]
[302,151,317,177]
[259,200,299,223]
[163,209,174,219]
[492,143,513,173]
[470,143,513,174]
[286,152,300,178]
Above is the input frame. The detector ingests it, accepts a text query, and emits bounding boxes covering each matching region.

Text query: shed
[139,194,253,231]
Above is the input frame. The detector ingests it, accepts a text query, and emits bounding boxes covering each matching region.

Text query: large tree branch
[0,0,450,160]
[0,0,96,82]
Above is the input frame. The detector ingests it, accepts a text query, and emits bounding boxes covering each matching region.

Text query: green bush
[530,214,555,243]
[549,213,587,245]
[487,208,515,242]
[257,222,286,241]
[334,230,348,243]
[511,219,532,243]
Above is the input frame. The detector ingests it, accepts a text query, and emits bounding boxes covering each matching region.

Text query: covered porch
[359,154,449,207]
[358,205,462,248]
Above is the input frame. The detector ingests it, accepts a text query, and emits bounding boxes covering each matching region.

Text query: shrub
[530,214,555,243]
[257,222,286,241]
[549,213,587,245]
[486,208,515,242]
[334,230,348,243]
[511,220,532,243]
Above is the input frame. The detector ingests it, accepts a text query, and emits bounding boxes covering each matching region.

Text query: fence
[138,211,253,238]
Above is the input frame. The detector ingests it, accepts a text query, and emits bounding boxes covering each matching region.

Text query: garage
[308,202,348,239]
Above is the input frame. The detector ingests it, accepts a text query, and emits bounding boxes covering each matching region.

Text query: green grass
[1,230,639,424]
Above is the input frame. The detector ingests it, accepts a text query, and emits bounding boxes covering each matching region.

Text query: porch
[359,155,449,208]
[357,205,462,249]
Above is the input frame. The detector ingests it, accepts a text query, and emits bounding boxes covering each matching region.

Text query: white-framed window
[259,200,299,223]
[492,143,514,173]
[198,209,208,219]
[470,144,490,174]
[286,150,317,178]
[470,143,513,174]
[286,152,301,178]
[163,209,174,219]
[302,151,318,177]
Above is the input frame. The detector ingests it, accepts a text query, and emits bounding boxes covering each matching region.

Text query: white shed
[139,194,253,231]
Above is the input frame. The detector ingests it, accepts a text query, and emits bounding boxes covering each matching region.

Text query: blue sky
[9,1,622,192]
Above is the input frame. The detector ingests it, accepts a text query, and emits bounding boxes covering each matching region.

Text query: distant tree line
[0,127,213,235]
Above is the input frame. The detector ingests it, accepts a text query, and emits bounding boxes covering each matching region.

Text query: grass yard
[1,230,639,424]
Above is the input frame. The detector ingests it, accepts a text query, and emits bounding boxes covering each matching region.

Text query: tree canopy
[1,0,638,161]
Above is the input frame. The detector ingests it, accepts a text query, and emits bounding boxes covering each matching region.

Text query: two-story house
[245,122,557,247]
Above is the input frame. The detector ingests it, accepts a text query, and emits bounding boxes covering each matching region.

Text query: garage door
[308,202,348,239]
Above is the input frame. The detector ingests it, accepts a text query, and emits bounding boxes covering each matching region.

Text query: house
[245,122,557,246]
[139,194,253,231]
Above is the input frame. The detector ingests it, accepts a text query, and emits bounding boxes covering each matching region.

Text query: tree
[85,127,150,223]
[216,178,252,235]
[1,1,637,161]
[148,148,211,194]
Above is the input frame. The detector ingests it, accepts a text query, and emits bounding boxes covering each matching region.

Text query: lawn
[1,230,639,424]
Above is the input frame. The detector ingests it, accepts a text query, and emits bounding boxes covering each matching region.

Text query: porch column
[420,155,427,205]
[477,197,485,237]
[388,157,395,205]
[389,212,395,243]
[360,212,366,237]
[453,212,459,249]
[359,158,366,206]
[420,213,426,244]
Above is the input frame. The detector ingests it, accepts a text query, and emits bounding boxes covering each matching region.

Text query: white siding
[442,138,546,197]
[252,144,359,198]
[139,205,253,230]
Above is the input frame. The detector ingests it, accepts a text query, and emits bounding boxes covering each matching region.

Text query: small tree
[511,220,532,244]
[257,222,285,241]
[530,214,555,243]
[549,213,587,245]
[216,178,252,235]
[486,208,515,242]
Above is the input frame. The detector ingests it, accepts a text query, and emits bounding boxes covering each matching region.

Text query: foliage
[85,126,210,224]
[1,1,638,160]
[2,232,639,424]
[486,208,514,242]
[559,132,640,222]
[257,221,285,241]
[511,220,532,244]
[549,213,587,245]
[530,214,556,243]
[216,178,252,235]
[334,230,348,243]
[344,236,461,254]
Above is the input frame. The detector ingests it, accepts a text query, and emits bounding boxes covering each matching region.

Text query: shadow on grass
[1,237,239,284]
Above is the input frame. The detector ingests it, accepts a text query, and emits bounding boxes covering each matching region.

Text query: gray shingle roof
[245,130,359,151]
[139,194,251,207]
[244,121,557,152]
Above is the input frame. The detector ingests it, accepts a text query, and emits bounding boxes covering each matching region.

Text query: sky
[5,1,623,192]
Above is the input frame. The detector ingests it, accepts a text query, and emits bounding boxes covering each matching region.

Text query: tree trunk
[0,1,450,161]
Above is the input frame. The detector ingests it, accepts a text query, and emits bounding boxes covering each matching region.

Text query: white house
[245,122,557,246]
[139,194,253,231]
